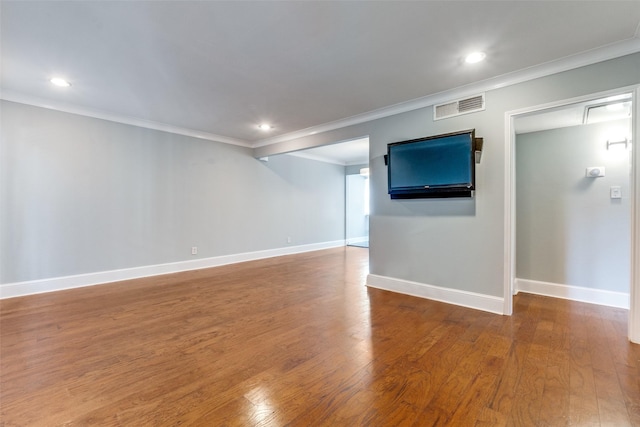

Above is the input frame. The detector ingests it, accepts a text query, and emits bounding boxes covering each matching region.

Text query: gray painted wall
[255,53,640,299]
[1,101,346,283]
[516,119,631,292]
[345,163,368,175]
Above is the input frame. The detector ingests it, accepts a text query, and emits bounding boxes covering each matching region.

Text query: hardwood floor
[1,247,639,426]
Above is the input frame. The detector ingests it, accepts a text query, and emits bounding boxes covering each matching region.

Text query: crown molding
[254,37,640,148]
[0,90,252,148]
[3,38,638,150]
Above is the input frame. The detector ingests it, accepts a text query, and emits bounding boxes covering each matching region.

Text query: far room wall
[0,101,346,287]
[516,118,631,295]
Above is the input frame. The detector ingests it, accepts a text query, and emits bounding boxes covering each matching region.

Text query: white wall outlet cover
[586,166,605,177]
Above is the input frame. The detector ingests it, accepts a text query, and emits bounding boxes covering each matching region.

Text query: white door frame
[630,87,640,343]
[503,85,639,343]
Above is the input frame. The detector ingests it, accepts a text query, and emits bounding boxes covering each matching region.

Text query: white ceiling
[2,1,640,150]
[286,137,369,166]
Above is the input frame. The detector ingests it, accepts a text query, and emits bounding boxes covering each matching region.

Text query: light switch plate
[610,186,622,199]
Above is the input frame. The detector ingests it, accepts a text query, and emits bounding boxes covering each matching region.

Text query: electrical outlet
[191,246,198,255]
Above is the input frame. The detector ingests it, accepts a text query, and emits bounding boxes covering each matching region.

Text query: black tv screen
[387,129,478,199]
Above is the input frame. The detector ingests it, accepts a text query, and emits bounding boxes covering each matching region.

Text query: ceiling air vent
[434,93,485,121]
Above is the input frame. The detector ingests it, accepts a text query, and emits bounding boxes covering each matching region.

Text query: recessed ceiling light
[50,77,71,87]
[258,124,273,131]
[465,52,486,64]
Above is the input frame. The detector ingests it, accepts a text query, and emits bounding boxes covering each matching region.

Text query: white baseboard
[515,278,629,309]
[0,240,346,299]
[366,274,505,315]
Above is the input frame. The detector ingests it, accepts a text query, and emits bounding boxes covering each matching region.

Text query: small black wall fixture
[475,137,483,163]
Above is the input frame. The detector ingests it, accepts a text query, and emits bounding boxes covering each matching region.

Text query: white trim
[255,38,640,148]
[504,86,640,120]
[503,112,516,315]
[0,91,251,148]
[366,274,504,315]
[630,87,640,343]
[515,278,629,309]
[0,240,345,299]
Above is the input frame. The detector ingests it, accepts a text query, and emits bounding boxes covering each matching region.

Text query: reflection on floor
[348,240,369,248]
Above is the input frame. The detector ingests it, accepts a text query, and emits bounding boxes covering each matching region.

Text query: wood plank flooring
[1,247,639,426]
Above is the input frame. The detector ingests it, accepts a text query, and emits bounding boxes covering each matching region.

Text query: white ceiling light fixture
[258,124,273,131]
[50,77,71,87]
[584,100,632,124]
[465,51,486,64]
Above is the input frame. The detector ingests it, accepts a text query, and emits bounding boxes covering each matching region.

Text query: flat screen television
[386,129,481,199]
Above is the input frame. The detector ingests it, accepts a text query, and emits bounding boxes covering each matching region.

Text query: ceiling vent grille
[434,93,485,120]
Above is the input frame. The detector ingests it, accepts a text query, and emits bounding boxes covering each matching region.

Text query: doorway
[346,170,369,248]
[283,136,370,249]
[505,88,638,341]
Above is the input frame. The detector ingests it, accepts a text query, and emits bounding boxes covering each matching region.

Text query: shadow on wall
[387,199,476,217]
